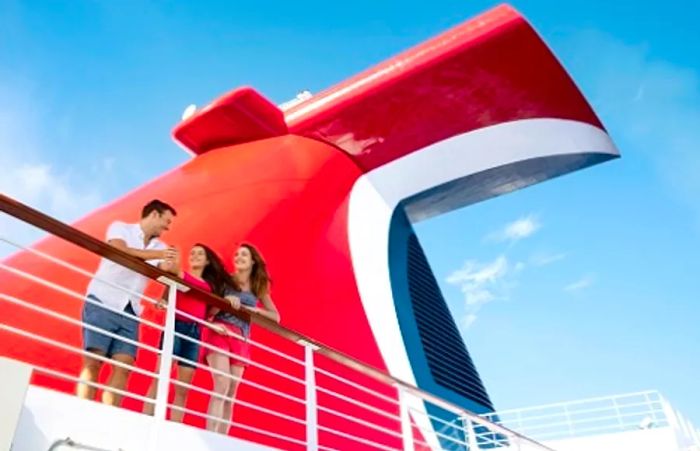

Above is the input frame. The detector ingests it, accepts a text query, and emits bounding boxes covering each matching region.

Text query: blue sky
[1,0,699,426]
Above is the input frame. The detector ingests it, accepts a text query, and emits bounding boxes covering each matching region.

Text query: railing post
[397,386,413,451]
[147,279,179,451]
[563,405,574,436]
[462,416,479,451]
[304,343,318,451]
[611,397,624,430]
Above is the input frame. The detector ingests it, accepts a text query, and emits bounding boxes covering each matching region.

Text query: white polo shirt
[86,221,166,315]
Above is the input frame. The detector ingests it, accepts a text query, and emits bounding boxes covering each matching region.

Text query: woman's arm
[206,305,220,321]
[252,293,280,323]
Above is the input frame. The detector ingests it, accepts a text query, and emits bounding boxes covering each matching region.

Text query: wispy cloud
[446,255,512,329]
[0,81,103,256]
[564,274,595,292]
[486,215,541,243]
[530,252,567,267]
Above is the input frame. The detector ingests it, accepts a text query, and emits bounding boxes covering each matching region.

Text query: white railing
[0,202,553,451]
[481,391,678,443]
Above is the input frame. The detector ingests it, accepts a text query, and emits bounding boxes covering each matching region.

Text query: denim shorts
[82,294,139,358]
[159,320,201,368]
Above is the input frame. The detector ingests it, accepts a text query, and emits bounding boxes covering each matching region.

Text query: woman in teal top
[201,243,280,434]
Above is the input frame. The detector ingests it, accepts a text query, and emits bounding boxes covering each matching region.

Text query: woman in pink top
[144,243,230,421]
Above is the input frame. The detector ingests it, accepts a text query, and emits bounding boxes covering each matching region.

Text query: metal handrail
[483,390,661,416]
[0,236,162,308]
[168,404,308,447]
[480,390,675,445]
[0,193,552,450]
[0,260,163,331]
[0,293,161,355]
[0,323,158,380]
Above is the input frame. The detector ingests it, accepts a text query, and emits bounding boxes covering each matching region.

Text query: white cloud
[564,274,595,292]
[461,314,478,330]
[0,82,103,256]
[446,255,511,329]
[486,215,541,243]
[530,252,567,267]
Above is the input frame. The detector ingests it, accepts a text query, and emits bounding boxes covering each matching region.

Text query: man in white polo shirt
[77,199,178,406]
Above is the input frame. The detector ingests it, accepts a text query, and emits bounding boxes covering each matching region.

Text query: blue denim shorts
[159,320,201,368]
[82,294,139,358]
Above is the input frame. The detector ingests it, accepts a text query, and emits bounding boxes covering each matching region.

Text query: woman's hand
[226,295,241,310]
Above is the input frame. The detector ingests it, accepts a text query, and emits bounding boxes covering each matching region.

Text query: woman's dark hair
[195,243,239,296]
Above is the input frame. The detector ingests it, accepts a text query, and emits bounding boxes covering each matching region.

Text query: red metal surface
[173,87,288,155]
[285,4,602,171]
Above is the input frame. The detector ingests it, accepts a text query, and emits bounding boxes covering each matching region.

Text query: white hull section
[13,386,272,451]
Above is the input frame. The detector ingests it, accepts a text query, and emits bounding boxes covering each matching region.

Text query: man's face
[152,210,174,237]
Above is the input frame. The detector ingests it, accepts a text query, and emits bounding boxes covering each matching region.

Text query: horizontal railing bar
[317,404,402,440]
[494,410,667,433]
[488,400,664,425]
[172,330,306,386]
[169,379,305,426]
[169,405,307,446]
[0,293,161,355]
[485,391,661,416]
[408,406,464,432]
[173,309,305,367]
[0,262,163,331]
[409,437,431,449]
[316,425,400,451]
[170,354,307,406]
[0,236,162,307]
[481,418,671,442]
[0,323,157,379]
[315,366,399,406]
[31,364,154,404]
[406,418,469,448]
[316,386,402,423]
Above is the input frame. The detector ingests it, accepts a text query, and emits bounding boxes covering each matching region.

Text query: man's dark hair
[141,199,177,218]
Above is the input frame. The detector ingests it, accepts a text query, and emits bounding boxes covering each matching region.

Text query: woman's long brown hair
[236,243,271,299]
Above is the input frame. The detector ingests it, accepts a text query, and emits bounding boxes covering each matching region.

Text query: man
[77,199,178,406]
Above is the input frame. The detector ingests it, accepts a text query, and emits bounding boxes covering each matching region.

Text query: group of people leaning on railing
[75,199,280,434]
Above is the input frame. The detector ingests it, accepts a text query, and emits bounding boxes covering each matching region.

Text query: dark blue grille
[406,233,493,410]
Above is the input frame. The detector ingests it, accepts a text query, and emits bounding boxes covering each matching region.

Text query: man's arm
[107,238,172,261]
